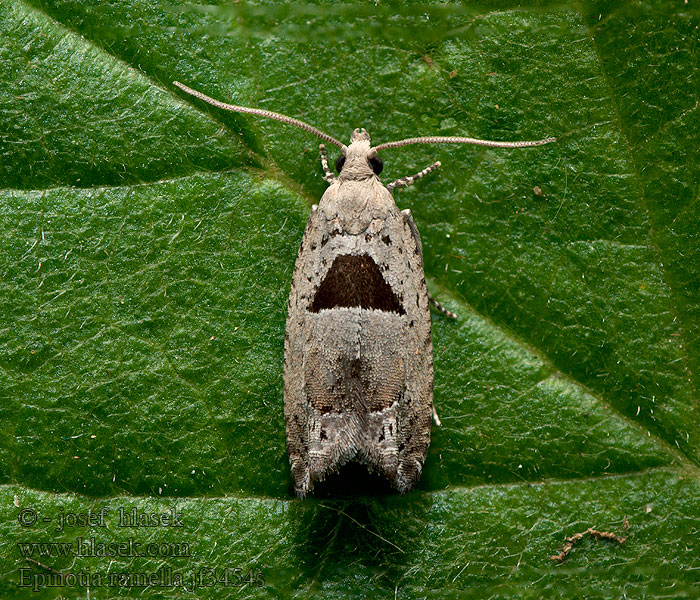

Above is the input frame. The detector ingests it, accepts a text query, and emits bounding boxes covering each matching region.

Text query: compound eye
[369,155,383,175]
[335,155,346,173]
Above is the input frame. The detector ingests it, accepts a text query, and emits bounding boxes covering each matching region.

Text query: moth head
[335,128,383,178]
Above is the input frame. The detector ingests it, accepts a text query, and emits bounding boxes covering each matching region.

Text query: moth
[173,81,555,497]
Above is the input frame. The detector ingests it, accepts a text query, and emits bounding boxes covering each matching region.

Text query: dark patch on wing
[309,254,406,315]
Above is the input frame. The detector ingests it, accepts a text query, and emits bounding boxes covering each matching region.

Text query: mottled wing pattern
[283,181,433,497]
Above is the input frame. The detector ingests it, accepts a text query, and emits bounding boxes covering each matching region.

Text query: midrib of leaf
[575,0,699,447]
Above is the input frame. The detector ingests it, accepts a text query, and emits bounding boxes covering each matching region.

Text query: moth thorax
[339,153,376,182]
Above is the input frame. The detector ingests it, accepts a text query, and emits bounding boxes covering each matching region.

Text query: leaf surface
[1,1,698,597]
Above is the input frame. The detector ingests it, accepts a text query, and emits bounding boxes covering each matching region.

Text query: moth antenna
[374,135,556,152]
[173,81,347,152]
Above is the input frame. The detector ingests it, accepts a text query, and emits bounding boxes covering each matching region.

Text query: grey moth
[173,81,555,497]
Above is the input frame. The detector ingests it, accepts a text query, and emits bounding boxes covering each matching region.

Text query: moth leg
[319,144,335,183]
[428,294,457,320]
[432,404,442,427]
[401,208,457,320]
[401,208,423,257]
[387,161,441,190]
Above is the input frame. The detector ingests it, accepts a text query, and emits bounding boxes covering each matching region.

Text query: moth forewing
[284,175,433,497]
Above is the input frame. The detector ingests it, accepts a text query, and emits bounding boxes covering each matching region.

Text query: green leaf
[1,1,698,597]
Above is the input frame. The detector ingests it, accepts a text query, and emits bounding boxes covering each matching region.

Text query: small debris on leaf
[551,527,626,563]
